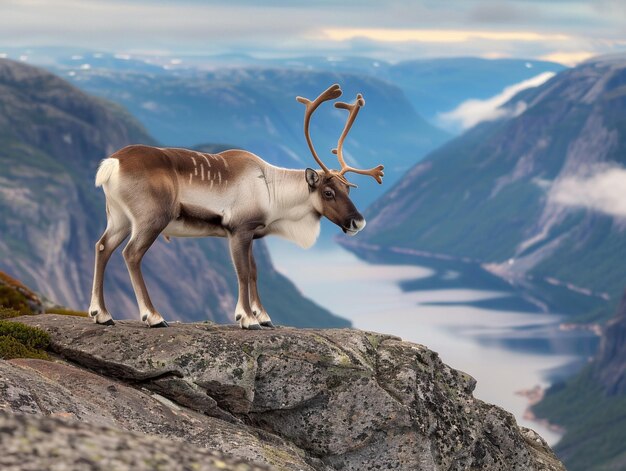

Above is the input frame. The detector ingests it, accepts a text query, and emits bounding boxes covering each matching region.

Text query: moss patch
[0,335,48,360]
[0,320,50,360]
[0,307,22,320]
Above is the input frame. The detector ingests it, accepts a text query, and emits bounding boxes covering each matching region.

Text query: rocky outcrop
[0,358,316,470]
[2,314,565,471]
[0,412,268,471]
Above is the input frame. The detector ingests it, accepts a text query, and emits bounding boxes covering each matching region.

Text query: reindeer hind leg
[123,216,171,327]
[89,201,131,325]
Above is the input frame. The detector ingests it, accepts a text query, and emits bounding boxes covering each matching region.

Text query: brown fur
[89,145,365,329]
[89,84,380,329]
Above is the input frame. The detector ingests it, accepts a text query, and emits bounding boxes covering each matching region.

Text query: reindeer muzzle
[342,217,366,236]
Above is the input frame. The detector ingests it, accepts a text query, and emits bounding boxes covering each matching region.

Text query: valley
[2,48,625,470]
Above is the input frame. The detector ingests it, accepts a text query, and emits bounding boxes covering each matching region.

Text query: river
[268,238,599,446]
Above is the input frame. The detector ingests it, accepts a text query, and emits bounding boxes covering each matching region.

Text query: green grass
[0,320,50,360]
[0,320,50,350]
[0,307,24,320]
[532,368,626,471]
[0,335,48,360]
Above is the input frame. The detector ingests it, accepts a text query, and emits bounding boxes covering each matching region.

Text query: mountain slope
[348,55,626,321]
[0,58,346,327]
[62,67,449,206]
[532,289,626,470]
[385,57,565,126]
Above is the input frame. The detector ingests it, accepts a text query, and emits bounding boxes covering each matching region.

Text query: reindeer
[89,84,384,329]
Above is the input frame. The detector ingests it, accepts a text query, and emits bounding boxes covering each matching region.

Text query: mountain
[0,58,346,328]
[593,292,626,396]
[532,289,626,470]
[384,58,565,126]
[10,48,564,130]
[234,57,565,134]
[58,66,449,206]
[344,55,626,322]
[8,49,568,205]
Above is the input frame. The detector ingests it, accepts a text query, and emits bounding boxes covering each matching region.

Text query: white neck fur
[264,167,321,248]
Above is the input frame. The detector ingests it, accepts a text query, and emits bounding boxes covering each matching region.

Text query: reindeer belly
[163,202,228,238]
[162,219,227,238]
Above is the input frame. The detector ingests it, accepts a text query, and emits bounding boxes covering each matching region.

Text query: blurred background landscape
[1,1,626,469]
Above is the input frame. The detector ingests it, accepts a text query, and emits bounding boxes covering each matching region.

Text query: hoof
[150,320,169,328]
[260,321,275,329]
[243,323,262,330]
[97,319,115,326]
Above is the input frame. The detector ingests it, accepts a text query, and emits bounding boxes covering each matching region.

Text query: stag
[89,84,384,329]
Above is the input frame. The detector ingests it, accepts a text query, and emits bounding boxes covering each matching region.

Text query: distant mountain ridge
[0,58,346,327]
[348,54,626,322]
[35,48,564,125]
[61,67,449,207]
[3,49,566,208]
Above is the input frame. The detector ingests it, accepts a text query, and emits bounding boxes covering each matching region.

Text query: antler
[296,83,343,174]
[332,94,385,185]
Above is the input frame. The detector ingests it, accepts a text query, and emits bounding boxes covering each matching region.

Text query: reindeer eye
[323,189,335,199]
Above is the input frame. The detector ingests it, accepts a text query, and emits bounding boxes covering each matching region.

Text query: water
[267,239,597,446]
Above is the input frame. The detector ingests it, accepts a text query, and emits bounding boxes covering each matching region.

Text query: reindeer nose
[350,216,367,231]
[349,217,366,232]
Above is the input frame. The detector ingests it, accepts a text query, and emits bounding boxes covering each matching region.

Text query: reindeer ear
[305,168,320,189]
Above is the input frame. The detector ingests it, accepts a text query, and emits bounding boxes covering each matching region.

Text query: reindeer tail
[95,158,119,187]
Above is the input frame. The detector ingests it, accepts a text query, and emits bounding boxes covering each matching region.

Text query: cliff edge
[1,315,564,470]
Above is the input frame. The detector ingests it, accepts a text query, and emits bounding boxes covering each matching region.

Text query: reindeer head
[297,84,384,236]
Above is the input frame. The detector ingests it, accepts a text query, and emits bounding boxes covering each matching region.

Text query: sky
[1,0,626,65]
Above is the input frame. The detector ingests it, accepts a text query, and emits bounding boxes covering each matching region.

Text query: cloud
[321,28,569,43]
[538,51,596,65]
[467,2,538,24]
[0,0,624,62]
[437,71,555,131]
[549,165,626,218]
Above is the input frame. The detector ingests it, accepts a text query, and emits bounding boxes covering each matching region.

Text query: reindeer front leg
[248,241,275,328]
[229,229,261,330]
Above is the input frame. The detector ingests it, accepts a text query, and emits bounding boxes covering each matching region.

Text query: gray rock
[8,314,565,471]
[0,358,319,471]
[0,411,269,471]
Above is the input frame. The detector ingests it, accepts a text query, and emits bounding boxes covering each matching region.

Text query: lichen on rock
[1,314,565,471]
